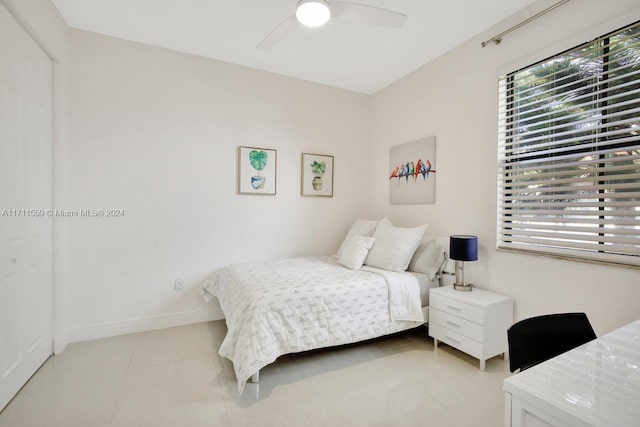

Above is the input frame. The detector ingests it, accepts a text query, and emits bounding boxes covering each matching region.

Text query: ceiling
[52,0,537,94]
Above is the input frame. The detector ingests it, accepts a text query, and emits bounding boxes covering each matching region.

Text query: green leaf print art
[249,150,268,189]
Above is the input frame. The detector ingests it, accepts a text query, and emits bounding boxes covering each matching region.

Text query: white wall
[66,30,372,341]
[1,0,71,353]
[371,0,640,335]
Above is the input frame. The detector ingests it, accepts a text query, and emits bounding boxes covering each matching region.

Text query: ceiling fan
[258,0,407,50]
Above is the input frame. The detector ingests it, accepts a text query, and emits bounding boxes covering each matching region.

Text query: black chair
[507,312,596,373]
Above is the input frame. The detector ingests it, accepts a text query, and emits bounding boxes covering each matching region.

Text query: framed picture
[238,146,277,195]
[389,136,436,204]
[301,153,334,197]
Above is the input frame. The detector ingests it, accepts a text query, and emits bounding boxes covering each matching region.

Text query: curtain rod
[481,0,570,47]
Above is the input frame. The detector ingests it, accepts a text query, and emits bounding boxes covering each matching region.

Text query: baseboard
[53,337,69,354]
[57,309,223,351]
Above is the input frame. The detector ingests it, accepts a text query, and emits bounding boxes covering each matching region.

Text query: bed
[201,220,449,394]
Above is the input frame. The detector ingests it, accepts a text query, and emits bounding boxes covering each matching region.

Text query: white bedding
[201,256,424,394]
[361,265,423,321]
[411,271,438,306]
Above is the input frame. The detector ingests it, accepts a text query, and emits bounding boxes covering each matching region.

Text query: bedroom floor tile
[109,396,230,427]
[111,353,223,423]
[20,333,137,394]
[0,378,120,427]
[0,321,512,427]
[127,322,219,370]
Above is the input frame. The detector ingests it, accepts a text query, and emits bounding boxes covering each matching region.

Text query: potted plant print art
[310,160,326,190]
[238,146,277,195]
[301,153,333,197]
[249,149,268,189]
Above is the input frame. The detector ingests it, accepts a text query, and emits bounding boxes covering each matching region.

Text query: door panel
[0,1,53,412]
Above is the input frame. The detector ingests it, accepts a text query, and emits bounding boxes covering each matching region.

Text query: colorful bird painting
[389,137,436,204]
[389,158,436,183]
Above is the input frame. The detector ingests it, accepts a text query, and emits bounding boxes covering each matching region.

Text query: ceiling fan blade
[331,1,407,29]
[257,14,299,51]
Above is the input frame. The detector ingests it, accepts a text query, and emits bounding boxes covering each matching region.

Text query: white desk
[503,319,640,427]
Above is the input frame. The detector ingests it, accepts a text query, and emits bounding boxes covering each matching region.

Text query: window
[497,21,640,267]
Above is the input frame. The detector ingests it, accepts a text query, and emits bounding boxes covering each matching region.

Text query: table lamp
[450,235,478,292]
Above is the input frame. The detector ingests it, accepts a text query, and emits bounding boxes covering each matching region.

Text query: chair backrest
[507,312,596,373]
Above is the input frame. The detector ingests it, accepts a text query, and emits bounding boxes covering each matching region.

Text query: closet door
[0,2,53,411]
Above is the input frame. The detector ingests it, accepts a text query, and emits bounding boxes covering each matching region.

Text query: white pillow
[365,222,428,271]
[336,217,389,257]
[339,236,376,270]
[408,237,446,279]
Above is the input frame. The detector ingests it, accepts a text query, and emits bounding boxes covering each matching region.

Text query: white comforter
[201,256,423,394]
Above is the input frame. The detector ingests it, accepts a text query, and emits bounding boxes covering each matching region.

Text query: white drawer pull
[446,320,461,328]
[445,336,460,344]
[446,305,462,312]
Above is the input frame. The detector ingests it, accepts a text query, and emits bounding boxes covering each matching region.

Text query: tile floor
[0,321,511,427]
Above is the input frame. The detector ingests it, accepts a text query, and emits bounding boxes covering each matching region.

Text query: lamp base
[453,283,473,292]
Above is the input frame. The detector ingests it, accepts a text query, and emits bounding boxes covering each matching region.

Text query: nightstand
[429,285,513,371]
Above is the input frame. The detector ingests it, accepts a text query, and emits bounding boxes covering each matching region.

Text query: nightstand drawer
[430,294,485,325]
[429,323,482,359]
[429,308,484,342]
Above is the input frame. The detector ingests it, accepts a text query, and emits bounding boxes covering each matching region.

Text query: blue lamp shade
[450,235,478,262]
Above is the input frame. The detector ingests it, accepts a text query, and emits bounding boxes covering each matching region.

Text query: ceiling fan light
[296,0,331,28]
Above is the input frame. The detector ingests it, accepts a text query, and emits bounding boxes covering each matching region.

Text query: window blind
[497,21,640,267]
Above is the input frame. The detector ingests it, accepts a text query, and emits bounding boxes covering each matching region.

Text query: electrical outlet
[174,278,184,290]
